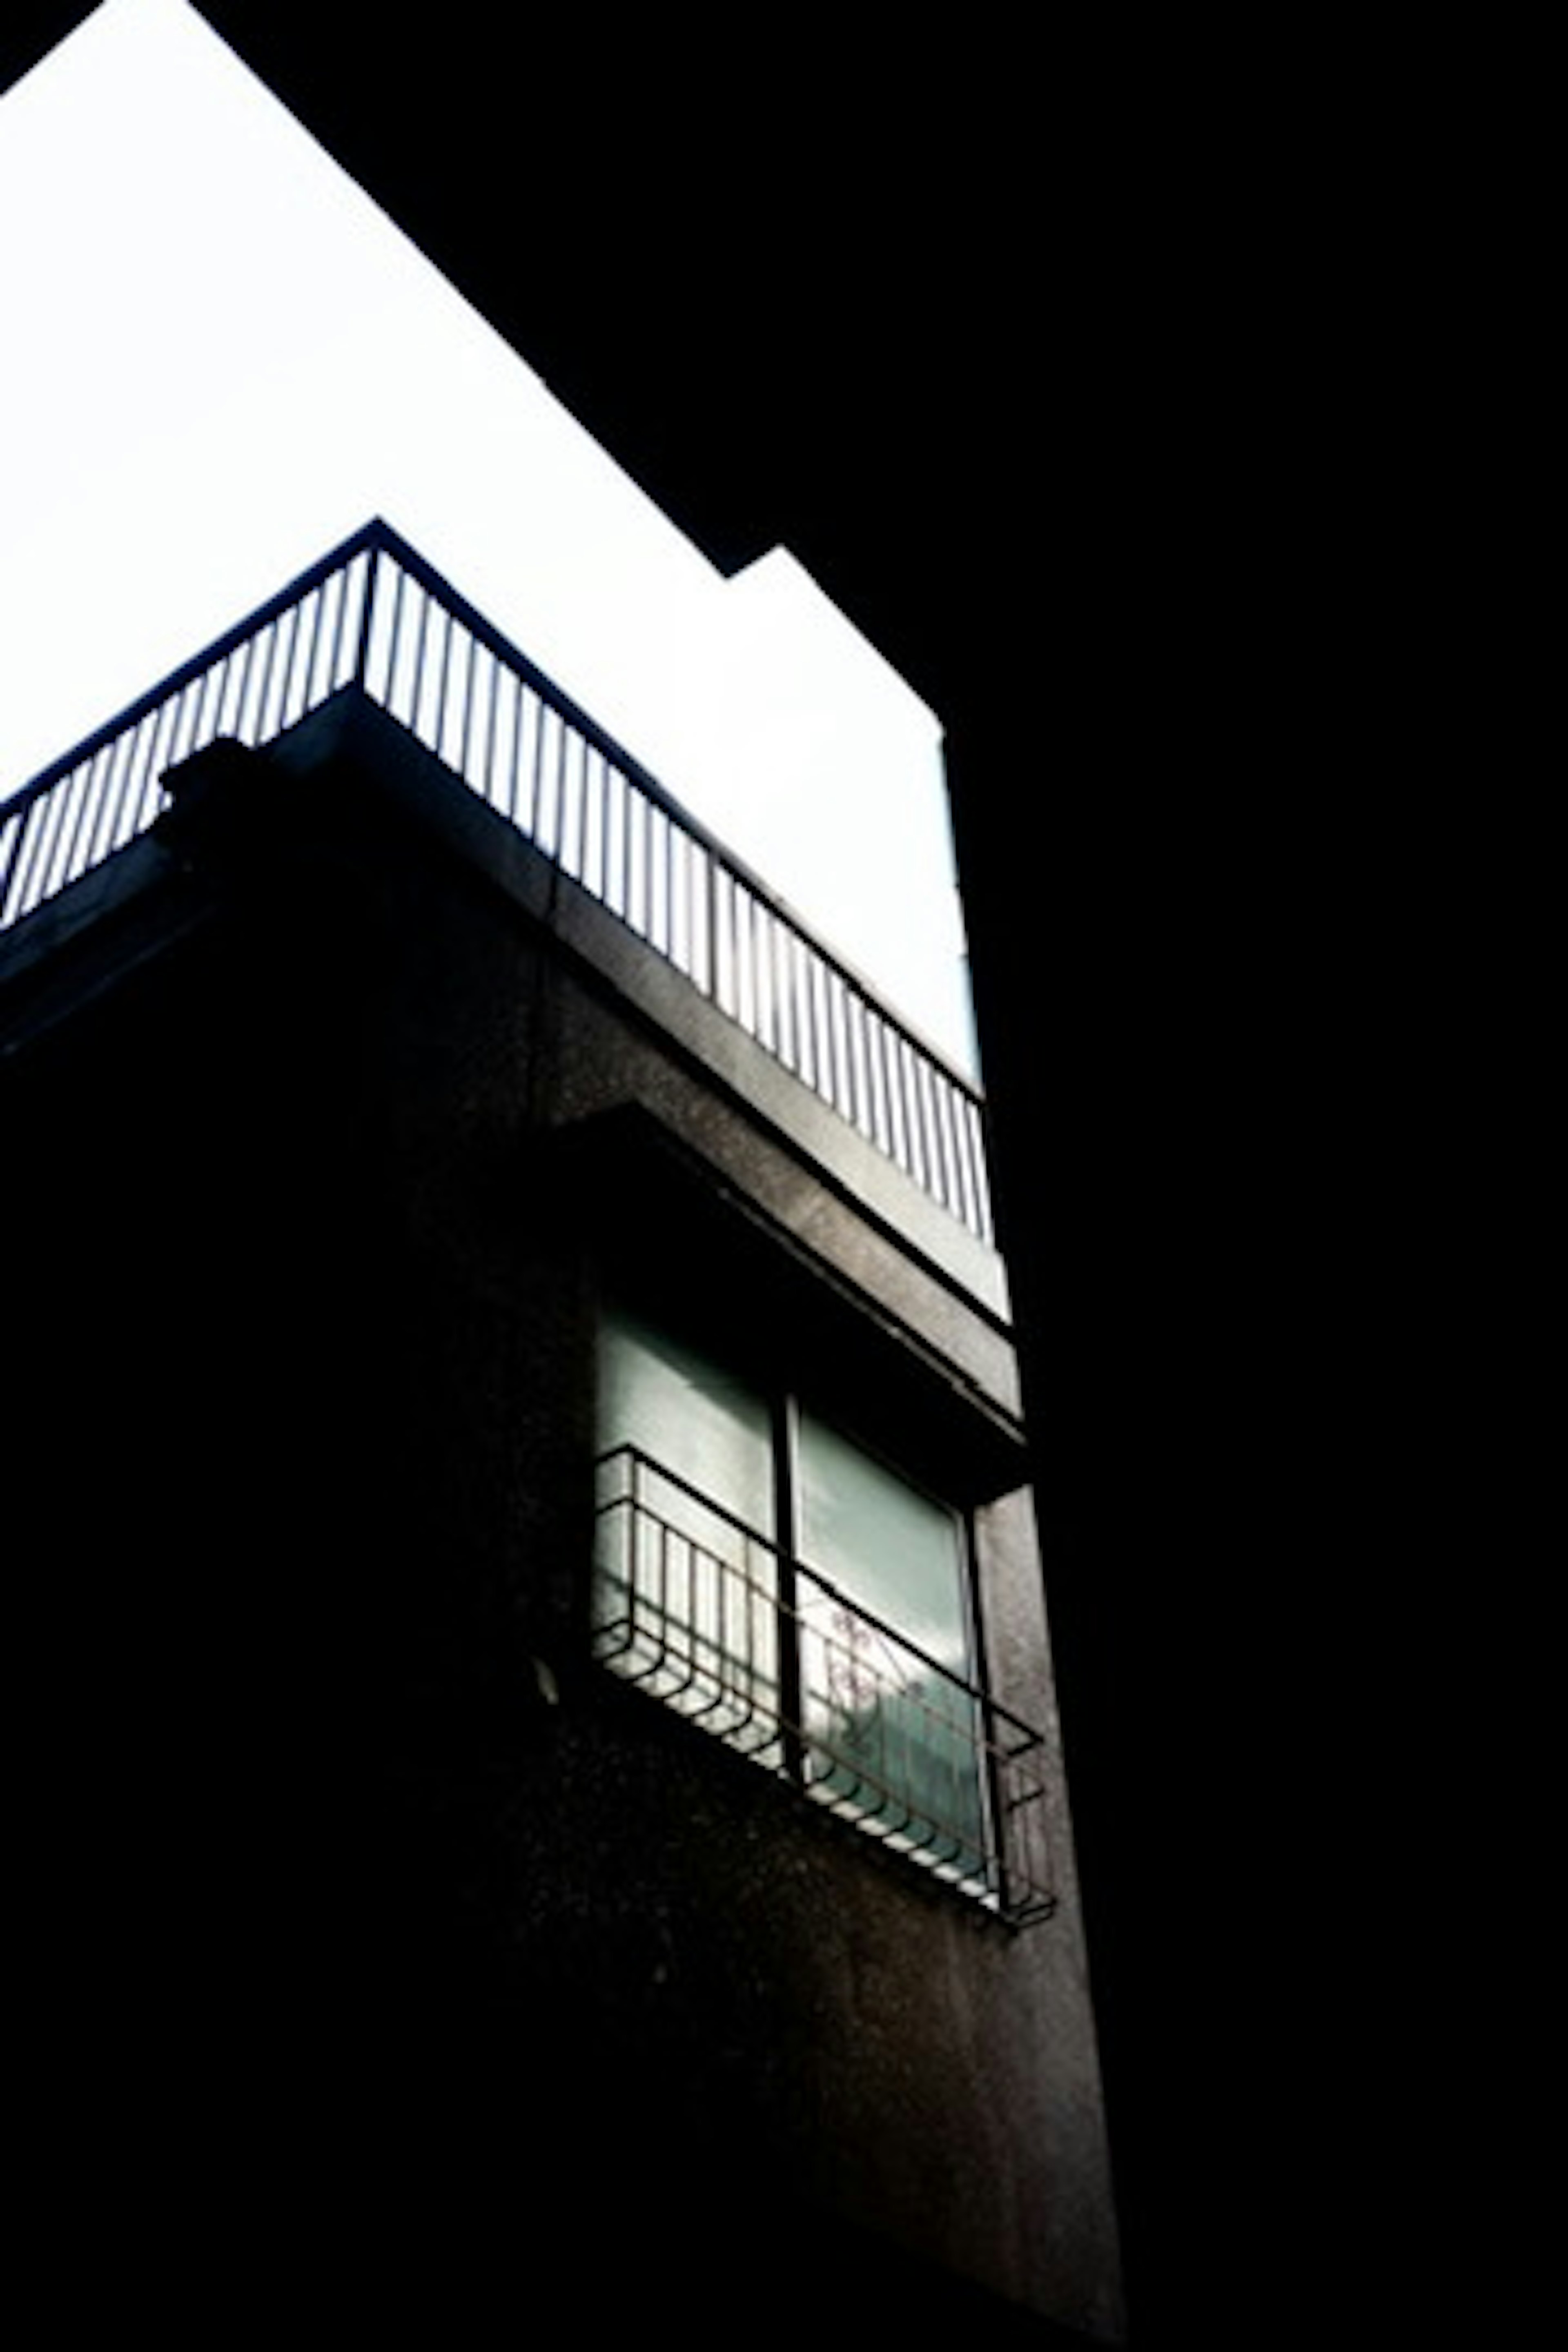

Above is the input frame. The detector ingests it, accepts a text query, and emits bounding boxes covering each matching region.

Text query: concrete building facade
[1,531,1123,2341]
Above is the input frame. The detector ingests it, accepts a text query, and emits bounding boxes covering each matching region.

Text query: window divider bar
[771,1395,807,1789]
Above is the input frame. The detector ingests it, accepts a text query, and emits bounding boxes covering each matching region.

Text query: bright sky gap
[0,0,977,1072]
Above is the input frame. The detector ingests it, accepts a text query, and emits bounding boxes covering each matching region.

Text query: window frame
[593,1289,1010,1909]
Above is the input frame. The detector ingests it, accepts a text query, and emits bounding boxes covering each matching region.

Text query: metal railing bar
[453,612,474,780]
[436,599,457,769]
[182,670,208,765]
[963,1096,988,1233]
[547,700,566,864]
[661,792,677,964]
[212,646,240,741]
[3,519,992,1244]
[6,492,859,982]
[306,588,330,712]
[2,519,383,821]
[187,663,212,757]
[271,603,297,736]
[299,586,323,715]
[295,594,319,724]
[31,765,77,906]
[743,888,764,1040]
[890,1034,919,1192]
[250,616,278,747]
[497,664,519,825]
[362,520,986,1107]
[580,740,600,897]
[21,770,63,912]
[749,893,771,1056]
[341,560,363,694]
[490,644,507,808]
[929,1060,959,1218]
[55,748,99,900]
[194,656,220,751]
[597,1442,775,1557]
[370,548,399,712]
[568,710,586,875]
[594,1451,1052,1917]
[441,609,464,776]
[149,691,179,800]
[463,626,481,787]
[13,785,52,917]
[947,1093,977,1235]
[80,735,121,875]
[86,733,126,874]
[795,1557,1043,1751]
[878,1011,903,1157]
[247,620,273,745]
[229,629,257,744]
[523,686,542,841]
[613,756,630,920]
[0,811,22,922]
[775,922,796,1080]
[409,576,432,742]
[352,543,379,690]
[120,720,154,850]
[122,710,152,822]
[478,639,498,806]
[596,1446,1044,1751]
[419,590,441,746]
[327,559,351,695]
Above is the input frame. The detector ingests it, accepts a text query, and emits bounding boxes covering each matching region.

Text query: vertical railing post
[983,1706,1015,1920]
[353,537,380,695]
[0,806,25,929]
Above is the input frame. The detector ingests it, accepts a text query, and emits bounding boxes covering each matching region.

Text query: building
[2,523,1123,2341]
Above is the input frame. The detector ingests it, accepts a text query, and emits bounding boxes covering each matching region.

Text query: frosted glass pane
[593,1305,780,1761]
[797,1412,966,1675]
[597,1305,773,1540]
[797,1412,987,1883]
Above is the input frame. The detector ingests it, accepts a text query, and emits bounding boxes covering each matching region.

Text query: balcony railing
[592,1445,1057,1927]
[0,521,994,1244]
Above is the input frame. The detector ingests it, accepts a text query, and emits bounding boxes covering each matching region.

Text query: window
[592,1298,1013,1909]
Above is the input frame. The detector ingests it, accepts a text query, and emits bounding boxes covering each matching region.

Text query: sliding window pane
[594,1305,779,1757]
[796,1413,988,1886]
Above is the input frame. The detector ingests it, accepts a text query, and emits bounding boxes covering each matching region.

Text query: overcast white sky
[0,0,976,1071]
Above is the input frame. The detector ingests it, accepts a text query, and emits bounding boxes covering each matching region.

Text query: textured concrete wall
[0,695,1122,2341]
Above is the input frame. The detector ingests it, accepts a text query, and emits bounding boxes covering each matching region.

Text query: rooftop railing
[593,1444,1056,1926]
[0,521,993,1243]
